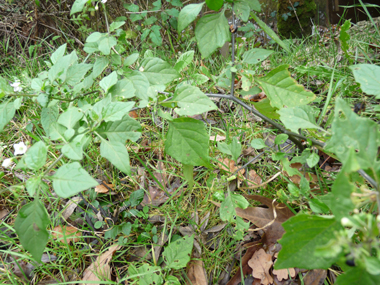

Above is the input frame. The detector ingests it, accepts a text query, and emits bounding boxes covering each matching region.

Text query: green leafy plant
[1,0,380,284]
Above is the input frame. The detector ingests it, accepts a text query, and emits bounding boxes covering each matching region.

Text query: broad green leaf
[22,141,47,171]
[234,1,250,22]
[192,74,209,85]
[48,51,78,83]
[165,117,211,167]
[62,134,89,160]
[52,162,99,198]
[278,105,322,133]
[14,200,50,262]
[100,71,118,93]
[306,152,319,168]
[41,105,59,136]
[128,264,163,285]
[251,138,267,149]
[205,0,223,11]
[98,36,117,55]
[65,63,92,85]
[177,3,204,32]
[149,25,162,46]
[276,214,342,269]
[100,139,131,174]
[0,76,14,98]
[92,57,109,79]
[141,57,180,85]
[109,78,136,99]
[167,85,217,116]
[183,164,194,189]
[195,12,231,59]
[274,134,288,145]
[48,122,66,141]
[70,0,88,15]
[102,101,135,122]
[325,171,355,221]
[86,32,104,43]
[325,98,379,169]
[163,235,194,269]
[250,12,290,53]
[125,71,149,101]
[174,50,194,72]
[97,115,141,143]
[246,0,261,11]
[25,176,48,197]
[335,266,380,285]
[255,65,316,109]
[252,98,280,119]
[0,101,16,132]
[50,44,66,64]
[109,21,125,32]
[218,137,242,162]
[220,193,236,222]
[124,53,139,66]
[58,107,84,129]
[243,48,274,64]
[350,64,380,97]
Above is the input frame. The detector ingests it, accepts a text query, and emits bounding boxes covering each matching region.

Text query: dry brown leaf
[210,135,226,142]
[186,260,208,285]
[95,182,114,194]
[52,225,81,244]
[283,163,319,185]
[141,186,169,206]
[217,157,245,178]
[237,195,294,245]
[82,244,120,284]
[227,241,263,285]
[246,169,262,187]
[0,208,9,219]
[248,248,273,285]
[302,269,327,285]
[273,263,296,281]
[62,196,81,220]
[128,110,138,118]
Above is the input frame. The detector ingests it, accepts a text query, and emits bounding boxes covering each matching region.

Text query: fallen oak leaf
[82,244,120,284]
[241,195,294,245]
[227,240,263,285]
[217,157,245,178]
[95,182,114,194]
[272,260,296,281]
[248,248,273,285]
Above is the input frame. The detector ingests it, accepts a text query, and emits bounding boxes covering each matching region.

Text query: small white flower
[10,80,23,92]
[139,66,144,72]
[2,158,13,168]
[14,142,27,156]
[101,0,107,3]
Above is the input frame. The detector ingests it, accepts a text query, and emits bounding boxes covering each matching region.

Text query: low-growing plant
[0,0,380,283]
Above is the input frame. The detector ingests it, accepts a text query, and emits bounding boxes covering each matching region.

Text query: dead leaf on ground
[0,208,9,219]
[246,169,262,187]
[217,157,245,178]
[186,260,208,285]
[128,110,138,118]
[210,135,226,142]
[227,241,263,285]
[141,178,184,207]
[302,269,327,285]
[82,244,120,284]
[62,196,81,220]
[283,163,319,186]
[237,195,294,245]
[273,260,296,281]
[248,248,273,285]
[52,225,81,244]
[95,182,114,194]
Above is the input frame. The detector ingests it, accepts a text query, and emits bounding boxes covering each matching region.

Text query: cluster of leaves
[1,0,380,283]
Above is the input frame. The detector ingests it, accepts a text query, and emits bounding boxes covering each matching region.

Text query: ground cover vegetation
[0,0,380,284]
